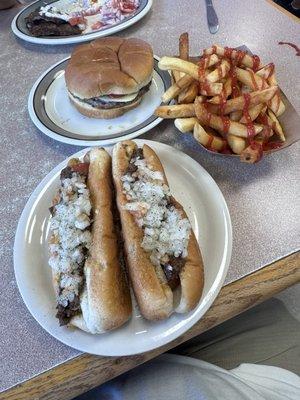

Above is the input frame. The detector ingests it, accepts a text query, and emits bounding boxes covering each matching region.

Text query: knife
[205,0,219,34]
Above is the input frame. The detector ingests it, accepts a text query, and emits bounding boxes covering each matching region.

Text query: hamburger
[65,37,154,119]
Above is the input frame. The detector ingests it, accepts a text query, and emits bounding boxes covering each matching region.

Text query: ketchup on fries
[155,33,286,164]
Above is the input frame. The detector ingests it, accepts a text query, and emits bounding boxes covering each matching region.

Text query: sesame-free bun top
[65,37,154,99]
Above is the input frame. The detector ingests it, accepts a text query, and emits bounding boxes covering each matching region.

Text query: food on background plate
[113,140,204,320]
[65,37,154,119]
[48,148,132,333]
[26,0,140,37]
[155,33,286,164]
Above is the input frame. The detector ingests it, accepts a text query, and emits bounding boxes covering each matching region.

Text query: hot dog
[112,141,204,320]
[49,148,132,333]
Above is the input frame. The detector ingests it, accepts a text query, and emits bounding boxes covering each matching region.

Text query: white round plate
[28,56,170,146]
[12,0,152,45]
[14,140,232,356]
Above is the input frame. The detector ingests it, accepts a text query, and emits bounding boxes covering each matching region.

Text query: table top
[1,0,300,394]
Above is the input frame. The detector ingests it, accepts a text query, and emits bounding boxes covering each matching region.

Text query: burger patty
[25,9,82,37]
[71,81,152,109]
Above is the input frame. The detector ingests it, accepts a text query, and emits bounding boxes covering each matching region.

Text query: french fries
[199,82,223,96]
[162,75,194,103]
[155,35,286,164]
[155,104,195,118]
[227,135,247,155]
[267,109,285,141]
[236,67,285,116]
[209,78,233,104]
[206,87,278,115]
[239,104,265,123]
[193,122,227,151]
[175,117,198,133]
[158,55,219,80]
[203,45,262,70]
[205,59,231,83]
[178,82,198,103]
[194,98,263,138]
[179,32,189,61]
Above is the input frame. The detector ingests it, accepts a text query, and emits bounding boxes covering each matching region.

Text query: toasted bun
[65,37,154,99]
[68,91,142,119]
[112,141,204,320]
[112,141,173,320]
[51,148,132,333]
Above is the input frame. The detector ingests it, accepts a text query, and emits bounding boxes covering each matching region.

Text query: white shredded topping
[122,154,191,267]
[39,0,140,33]
[49,170,92,306]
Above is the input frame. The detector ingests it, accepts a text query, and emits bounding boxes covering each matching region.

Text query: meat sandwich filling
[70,81,152,110]
[26,10,82,37]
[49,159,127,325]
[49,161,91,325]
[121,148,191,290]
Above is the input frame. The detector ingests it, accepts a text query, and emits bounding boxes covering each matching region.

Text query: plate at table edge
[28,55,171,146]
[14,140,232,356]
[12,0,152,45]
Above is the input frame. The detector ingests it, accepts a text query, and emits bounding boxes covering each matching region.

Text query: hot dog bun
[112,141,204,320]
[50,148,132,333]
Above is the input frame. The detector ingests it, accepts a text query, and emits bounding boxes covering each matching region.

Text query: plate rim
[12,0,153,45]
[28,55,169,146]
[13,139,232,356]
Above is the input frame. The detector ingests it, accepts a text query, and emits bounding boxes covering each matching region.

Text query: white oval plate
[28,56,170,146]
[14,140,232,356]
[12,0,152,45]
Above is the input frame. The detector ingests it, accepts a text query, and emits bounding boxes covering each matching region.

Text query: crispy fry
[174,117,198,133]
[208,86,278,115]
[261,105,267,114]
[239,103,265,123]
[198,54,220,69]
[208,78,233,104]
[205,59,231,83]
[227,134,247,154]
[256,112,285,142]
[230,111,243,121]
[162,75,194,103]
[256,125,274,141]
[256,63,276,81]
[158,57,199,79]
[179,32,189,60]
[240,142,263,163]
[158,55,219,80]
[204,45,262,70]
[193,122,227,151]
[236,67,268,90]
[267,109,285,141]
[203,125,219,135]
[155,104,195,118]
[268,73,278,87]
[172,70,181,83]
[194,98,263,138]
[240,124,275,163]
[199,82,223,96]
[268,92,285,117]
[236,68,285,116]
[178,82,199,103]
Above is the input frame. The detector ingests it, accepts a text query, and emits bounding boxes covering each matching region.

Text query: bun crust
[141,144,204,314]
[65,37,154,99]
[68,91,142,119]
[113,141,173,320]
[52,148,132,333]
[112,141,204,320]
